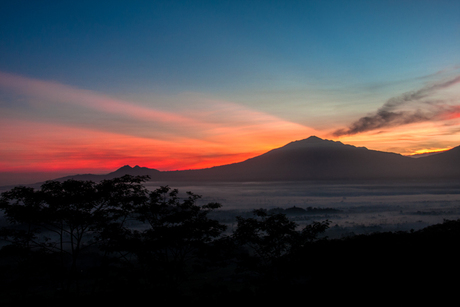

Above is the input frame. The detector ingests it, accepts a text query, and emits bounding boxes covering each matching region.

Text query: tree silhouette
[0,175,150,293]
[120,186,227,281]
[233,208,329,275]
[0,186,44,249]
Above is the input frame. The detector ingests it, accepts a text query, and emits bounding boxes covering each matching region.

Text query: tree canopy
[0,176,332,300]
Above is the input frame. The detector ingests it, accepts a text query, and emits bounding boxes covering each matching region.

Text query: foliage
[1,176,337,298]
[0,175,150,292]
[233,208,329,271]
[1,175,148,251]
[110,186,228,280]
[0,186,44,249]
[0,177,228,288]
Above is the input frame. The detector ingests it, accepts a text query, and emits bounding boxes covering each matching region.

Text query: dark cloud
[333,110,433,136]
[333,76,460,136]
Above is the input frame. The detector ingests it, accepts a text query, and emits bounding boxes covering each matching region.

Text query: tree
[0,175,150,293]
[0,186,44,249]
[125,186,227,281]
[0,177,229,292]
[233,209,329,274]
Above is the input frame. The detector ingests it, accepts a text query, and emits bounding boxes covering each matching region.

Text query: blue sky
[2,1,458,94]
[0,0,459,183]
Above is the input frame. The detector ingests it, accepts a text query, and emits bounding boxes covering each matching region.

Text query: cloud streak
[0,72,317,172]
[333,76,460,136]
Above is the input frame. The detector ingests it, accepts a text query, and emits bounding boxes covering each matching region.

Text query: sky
[1,0,459,184]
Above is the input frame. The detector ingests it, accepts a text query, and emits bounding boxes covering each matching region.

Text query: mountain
[413,145,460,179]
[160,136,419,181]
[110,165,161,177]
[52,165,161,182]
[46,136,460,183]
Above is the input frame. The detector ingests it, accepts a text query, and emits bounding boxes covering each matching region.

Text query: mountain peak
[279,136,345,150]
[306,135,323,141]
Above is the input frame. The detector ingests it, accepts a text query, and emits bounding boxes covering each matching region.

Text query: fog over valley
[141,180,460,238]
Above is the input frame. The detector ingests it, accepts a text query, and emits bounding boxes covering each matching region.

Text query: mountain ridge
[49,136,460,183]
[7,136,460,185]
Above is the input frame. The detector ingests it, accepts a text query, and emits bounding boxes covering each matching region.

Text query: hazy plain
[2,180,460,239]
[145,180,460,238]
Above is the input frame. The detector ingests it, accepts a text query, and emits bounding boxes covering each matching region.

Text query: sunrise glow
[407,147,452,156]
[1,1,459,185]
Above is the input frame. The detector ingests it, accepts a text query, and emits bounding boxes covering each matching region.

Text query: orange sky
[1,1,460,187]
[1,71,460,176]
[0,72,318,173]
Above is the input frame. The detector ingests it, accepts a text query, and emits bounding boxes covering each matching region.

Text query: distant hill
[46,136,460,183]
[53,165,162,182]
[414,145,460,179]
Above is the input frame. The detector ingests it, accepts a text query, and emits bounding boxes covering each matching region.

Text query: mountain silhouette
[52,165,161,182]
[51,136,460,183]
[162,136,418,181]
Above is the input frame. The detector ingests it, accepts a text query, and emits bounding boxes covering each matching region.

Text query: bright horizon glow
[407,147,452,156]
[0,73,318,173]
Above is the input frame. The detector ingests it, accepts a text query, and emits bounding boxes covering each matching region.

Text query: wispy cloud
[0,72,317,172]
[333,75,460,136]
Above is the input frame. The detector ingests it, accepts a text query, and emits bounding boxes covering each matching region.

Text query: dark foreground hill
[1,218,458,304]
[54,136,460,183]
[1,173,458,304]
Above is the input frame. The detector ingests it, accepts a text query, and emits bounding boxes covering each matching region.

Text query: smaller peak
[133,165,141,169]
[113,165,133,173]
